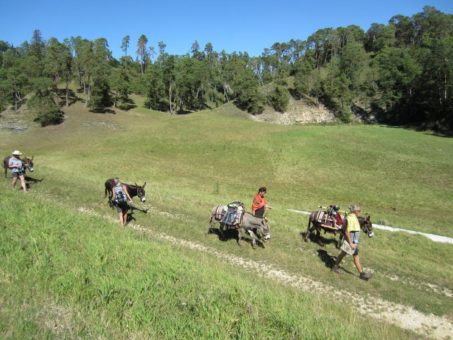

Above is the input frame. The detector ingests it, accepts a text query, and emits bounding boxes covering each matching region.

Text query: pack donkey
[104,178,148,213]
[305,210,374,247]
[3,156,34,177]
[209,204,271,248]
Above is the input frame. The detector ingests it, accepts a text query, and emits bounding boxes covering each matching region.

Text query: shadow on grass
[125,205,149,224]
[317,249,355,276]
[317,249,336,269]
[24,176,44,190]
[207,226,265,248]
[208,226,238,242]
[90,108,117,114]
[56,88,83,107]
[380,124,453,138]
[300,231,339,248]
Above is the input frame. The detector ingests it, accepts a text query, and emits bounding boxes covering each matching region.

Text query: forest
[0,6,452,131]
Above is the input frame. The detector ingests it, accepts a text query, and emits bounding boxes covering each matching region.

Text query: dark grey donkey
[209,204,271,248]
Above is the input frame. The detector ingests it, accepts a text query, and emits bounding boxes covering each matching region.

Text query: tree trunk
[86,85,91,107]
[65,80,69,107]
[169,83,174,114]
[78,70,83,88]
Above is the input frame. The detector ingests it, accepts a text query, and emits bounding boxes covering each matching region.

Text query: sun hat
[12,150,22,156]
[349,205,361,212]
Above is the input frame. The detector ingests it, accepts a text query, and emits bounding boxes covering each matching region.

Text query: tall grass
[0,190,413,339]
[1,100,452,322]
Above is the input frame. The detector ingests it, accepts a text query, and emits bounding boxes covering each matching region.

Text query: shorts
[254,206,265,218]
[12,171,25,178]
[350,232,360,256]
[114,201,129,213]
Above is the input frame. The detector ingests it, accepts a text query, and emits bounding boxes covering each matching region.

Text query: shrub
[268,85,290,112]
[28,93,63,127]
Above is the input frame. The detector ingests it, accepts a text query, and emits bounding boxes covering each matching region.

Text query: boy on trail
[252,187,272,218]
[9,150,27,192]
[112,177,133,225]
[332,205,372,281]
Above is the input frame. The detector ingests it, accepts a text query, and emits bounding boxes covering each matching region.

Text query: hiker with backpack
[112,177,133,225]
[252,187,272,218]
[8,150,27,192]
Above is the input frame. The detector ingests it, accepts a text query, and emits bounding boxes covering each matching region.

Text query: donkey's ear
[31,156,34,160]
[143,182,146,188]
[367,215,371,221]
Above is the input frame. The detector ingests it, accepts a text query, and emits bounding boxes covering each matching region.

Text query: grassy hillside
[1,100,452,335]
[0,189,413,339]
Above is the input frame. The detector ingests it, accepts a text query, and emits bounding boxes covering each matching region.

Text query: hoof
[331,265,340,274]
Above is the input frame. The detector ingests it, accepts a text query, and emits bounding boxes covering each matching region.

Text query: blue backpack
[114,184,127,204]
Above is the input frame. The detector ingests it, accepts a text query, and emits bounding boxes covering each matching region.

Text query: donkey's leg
[304,220,312,242]
[337,230,344,249]
[207,217,213,234]
[247,230,258,249]
[219,223,226,241]
[316,227,324,246]
[236,227,244,246]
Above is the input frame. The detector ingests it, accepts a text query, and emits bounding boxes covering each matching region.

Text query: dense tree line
[0,6,452,130]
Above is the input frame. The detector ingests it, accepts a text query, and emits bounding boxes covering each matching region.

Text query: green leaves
[1,7,452,130]
[268,85,290,113]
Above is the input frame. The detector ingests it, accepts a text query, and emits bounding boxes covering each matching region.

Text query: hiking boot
[359,271,372,280]
[331,265,340,273]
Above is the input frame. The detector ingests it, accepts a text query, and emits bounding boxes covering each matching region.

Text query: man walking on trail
[252,187,271,218]
[9,150,27,192]
[332,205,372,280]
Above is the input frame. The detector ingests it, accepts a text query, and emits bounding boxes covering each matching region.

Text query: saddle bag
[314,211,339,229]
[222,201,245,226]
[315,211,330,225]
[214,205,227,221]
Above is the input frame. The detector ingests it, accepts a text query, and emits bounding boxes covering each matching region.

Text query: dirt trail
[78,207,453,339]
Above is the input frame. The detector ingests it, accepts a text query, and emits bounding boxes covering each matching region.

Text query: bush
[88,77,112,112]
[235,87,265,114]
[28,93,64,127]
[268,85,290,112]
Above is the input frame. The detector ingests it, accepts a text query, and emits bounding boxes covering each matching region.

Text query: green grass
[0,190,413,339]
[1,98,453,334]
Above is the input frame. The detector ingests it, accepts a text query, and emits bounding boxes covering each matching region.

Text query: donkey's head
[135,182,146,202]
[23,156,34,172]
[257,217,271,240]
[359,215,374,237]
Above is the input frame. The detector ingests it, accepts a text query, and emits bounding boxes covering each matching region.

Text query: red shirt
[252,193,266,214]
[335,213,344,226]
